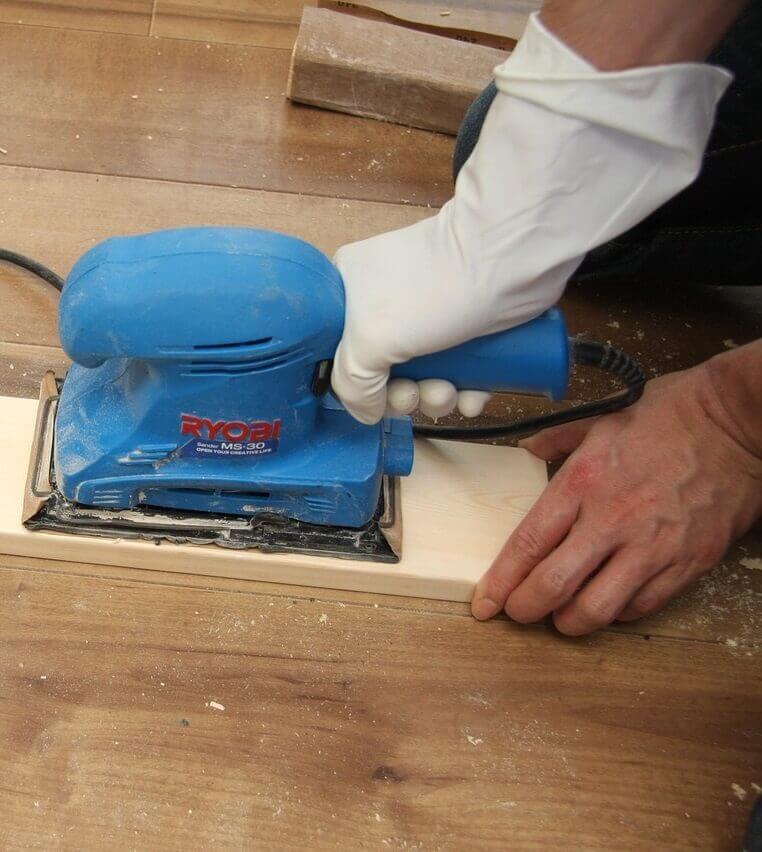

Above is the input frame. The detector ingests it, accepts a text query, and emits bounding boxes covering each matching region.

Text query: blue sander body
[23,227,571,561]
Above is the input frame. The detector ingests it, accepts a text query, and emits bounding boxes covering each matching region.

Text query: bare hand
[471,360,762,635]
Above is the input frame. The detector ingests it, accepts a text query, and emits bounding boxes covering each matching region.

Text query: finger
[386,378,420,416]
[331,340,389,425]
[616,562,698,623]
[457,390,492,418]
[471,476,581,621]
[418,379,458,420]
[519,418,598,462]
[552,548,665,636]
[503,528,615,625]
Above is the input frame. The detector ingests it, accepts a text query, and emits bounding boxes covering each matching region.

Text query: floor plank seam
[0,162,441,215]
[1,560,753,649]
[0,18,294,55]
[0,559,467,617]
[0,18,150,42]
[149,0,158,37]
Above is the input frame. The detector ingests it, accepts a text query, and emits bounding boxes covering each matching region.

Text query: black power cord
[2,247,647,440]
[0,248,64,292]
[412,340,646,441]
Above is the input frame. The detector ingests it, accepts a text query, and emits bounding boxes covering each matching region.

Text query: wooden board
[152,0,313,48]
[1,558,760,850]
[0,394,548,601]
[0,23,453,207]
[288,7,506,135]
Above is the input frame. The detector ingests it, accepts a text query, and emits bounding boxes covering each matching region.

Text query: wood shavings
[0,147,7,155]
[731,783,747,801]
[208,700,225,711]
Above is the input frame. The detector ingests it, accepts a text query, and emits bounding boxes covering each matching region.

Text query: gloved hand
[331,12,731,425]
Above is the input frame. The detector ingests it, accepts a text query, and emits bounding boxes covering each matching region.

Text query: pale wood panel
[3,394,548,602]
[1,563,759,850]
[0,0,152,34]
[0,165,430,347]
[153,0,313,48]
[0,23,453,206]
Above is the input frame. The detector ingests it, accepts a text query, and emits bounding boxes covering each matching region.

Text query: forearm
[703,339,762,461]
[541,0,748,70]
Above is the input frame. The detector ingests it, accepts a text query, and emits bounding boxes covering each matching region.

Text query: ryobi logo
[180,414,282,442]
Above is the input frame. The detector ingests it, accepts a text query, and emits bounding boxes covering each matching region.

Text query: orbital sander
[9,227,644,562]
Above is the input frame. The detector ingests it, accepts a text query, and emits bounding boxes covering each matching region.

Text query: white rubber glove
[331,12,732,425]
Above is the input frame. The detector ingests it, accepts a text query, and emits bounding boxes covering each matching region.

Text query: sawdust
[464,692,492,708]
[731,783,747,801]
[670,564,762,649]
[740,557,762,571]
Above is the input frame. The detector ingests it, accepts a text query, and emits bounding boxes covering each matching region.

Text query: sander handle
[390,308,570,402]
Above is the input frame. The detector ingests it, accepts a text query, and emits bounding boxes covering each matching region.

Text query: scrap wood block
[287,6,507,134]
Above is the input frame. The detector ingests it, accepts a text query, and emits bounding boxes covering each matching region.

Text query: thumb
[331,339,390,425]
[519,418,597,461]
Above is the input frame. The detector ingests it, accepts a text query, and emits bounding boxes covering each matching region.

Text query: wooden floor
[1,4,760,849]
